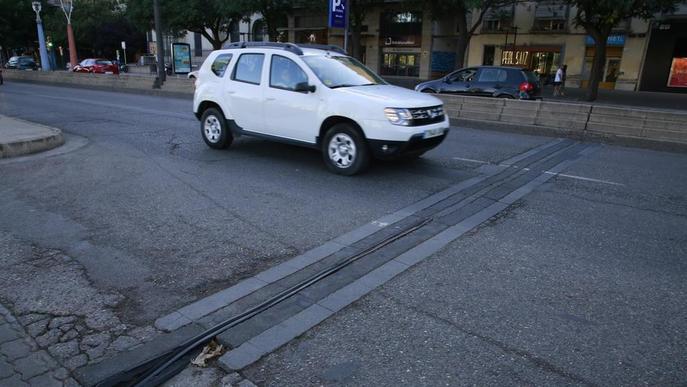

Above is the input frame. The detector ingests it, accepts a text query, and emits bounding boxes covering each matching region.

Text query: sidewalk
[541,86,687,111]
[0,304,79,386]
[0,115,64,158]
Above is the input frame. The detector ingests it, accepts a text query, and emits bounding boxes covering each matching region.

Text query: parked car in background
[73,59,119,74]
[5,56,38,70]
[415,66,541,100]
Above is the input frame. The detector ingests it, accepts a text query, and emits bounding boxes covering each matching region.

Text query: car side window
[211,54,233,77]
[269,55,308,91]
[232,53,265,85]
[477,68,502,82]
[449,69,477,82]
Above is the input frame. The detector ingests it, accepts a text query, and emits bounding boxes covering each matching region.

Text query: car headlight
[384,108,413,126]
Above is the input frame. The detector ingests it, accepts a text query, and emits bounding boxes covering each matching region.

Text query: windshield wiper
[330,83,377,89]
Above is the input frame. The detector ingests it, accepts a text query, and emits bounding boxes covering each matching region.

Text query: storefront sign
[668,57,687,87]
[501,50,530,66]
[328,0,346,29]
[382,35,421,48]
[171,43,191,74]
[585,34,625,46]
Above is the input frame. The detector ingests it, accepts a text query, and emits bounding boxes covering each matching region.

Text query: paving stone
[53,367,69,380]
[63,354,88,370]
[59,330,79,343]
[27,373,63,387]
[80,332,110,349]
[127,326,157,343]
[0,358,14,379]
[0,375,29,387]
[18,314,48,326]
[36,329,62,348]
[1,339,32,360]
[48,317,77,330]
[14,351,55,379]
[26,320,50,338]
[58,324,75,333]
[108,336,139,352]
[220,372,242,386]
[48,341,80,360]
[0,324,21,346]
[64,377,81,387]
[237,380,257,387]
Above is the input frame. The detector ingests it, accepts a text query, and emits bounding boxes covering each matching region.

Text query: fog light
[382,145,389,151]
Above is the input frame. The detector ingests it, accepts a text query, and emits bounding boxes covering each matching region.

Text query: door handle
[226,90,236,95]
[266,97,276,101]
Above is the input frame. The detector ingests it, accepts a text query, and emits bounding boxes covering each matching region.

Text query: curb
[0,121,65,159]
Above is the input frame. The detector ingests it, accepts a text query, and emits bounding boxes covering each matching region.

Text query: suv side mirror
[294,82,316,93]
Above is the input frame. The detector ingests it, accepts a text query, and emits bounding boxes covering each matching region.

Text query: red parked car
[73,58,119,74]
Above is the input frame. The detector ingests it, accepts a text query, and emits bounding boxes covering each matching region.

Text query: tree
[125,0,246,50]
[422,0,515,69]
[348,0,380,60]
[0,0,38,59]
[566,0,678,101]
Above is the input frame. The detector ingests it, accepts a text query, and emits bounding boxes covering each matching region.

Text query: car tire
[322,123,370,176]
[200,107,233,149]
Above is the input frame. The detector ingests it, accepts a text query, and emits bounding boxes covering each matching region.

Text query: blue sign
[585,34,625,46]
[329,0,346,29]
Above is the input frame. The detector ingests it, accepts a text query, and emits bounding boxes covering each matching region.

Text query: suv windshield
[302,55,385,89]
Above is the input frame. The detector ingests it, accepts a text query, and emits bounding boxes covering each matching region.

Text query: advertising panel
[668,57,687,87]
[172,43,191,74]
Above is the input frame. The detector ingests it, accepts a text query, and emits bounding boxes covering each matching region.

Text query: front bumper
[368,130,448,160]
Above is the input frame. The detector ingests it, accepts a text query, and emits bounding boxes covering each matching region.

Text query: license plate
[423,128,444,139]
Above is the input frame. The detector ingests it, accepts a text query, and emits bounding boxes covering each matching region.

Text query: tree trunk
[455,11,469,69]
[66,23,78,68]
[585,33,607,102]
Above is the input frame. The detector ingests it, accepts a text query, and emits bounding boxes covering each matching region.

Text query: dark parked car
[5,56,38,70]
[73,58,120,74]
[415,66,541,100]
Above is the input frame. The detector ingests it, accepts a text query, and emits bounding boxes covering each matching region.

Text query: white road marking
[544,171,624,186]
[452,157,489,164]
[453,157,624,186]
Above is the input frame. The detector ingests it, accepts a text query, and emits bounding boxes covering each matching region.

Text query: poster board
[172,43,191,74]
[667,57,687,88]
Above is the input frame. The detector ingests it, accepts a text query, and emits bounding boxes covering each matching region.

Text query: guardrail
[437,94,687,147]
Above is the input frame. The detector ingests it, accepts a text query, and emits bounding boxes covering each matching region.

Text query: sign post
[121,41,127,67]
[328,0,348,51]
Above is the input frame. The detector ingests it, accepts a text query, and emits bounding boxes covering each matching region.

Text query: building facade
[156,1,686,93]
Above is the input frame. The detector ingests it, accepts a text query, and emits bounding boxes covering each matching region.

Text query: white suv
[193,42,449,175]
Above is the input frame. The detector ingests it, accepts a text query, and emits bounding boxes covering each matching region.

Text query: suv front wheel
[322,123,370,176]
[200,107,233,149]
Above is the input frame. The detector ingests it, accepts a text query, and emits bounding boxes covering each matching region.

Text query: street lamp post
[32,1,51,71]
[59,0,78,69]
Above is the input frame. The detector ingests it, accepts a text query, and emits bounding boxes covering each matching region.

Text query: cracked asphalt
[1,82,686,386]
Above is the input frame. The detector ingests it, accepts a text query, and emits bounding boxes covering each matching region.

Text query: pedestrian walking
[560,65,567,96]
[553,65,563,96]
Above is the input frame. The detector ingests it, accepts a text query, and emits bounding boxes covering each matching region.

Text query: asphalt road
[1,82,686,386]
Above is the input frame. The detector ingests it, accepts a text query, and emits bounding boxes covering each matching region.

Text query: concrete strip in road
[215,143,593,371]
[154,138,567,332]
[0,115,65,158]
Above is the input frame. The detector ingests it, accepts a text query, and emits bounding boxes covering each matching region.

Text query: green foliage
[0,0,39,53]
[569,0,678,36]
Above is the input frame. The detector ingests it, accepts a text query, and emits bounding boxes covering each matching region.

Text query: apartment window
[482,6,513,33]
[532,19,566,32]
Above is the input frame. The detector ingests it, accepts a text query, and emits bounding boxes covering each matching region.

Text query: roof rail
[222,41,303,55]
[297,44,347,55]
[221,42,350,56]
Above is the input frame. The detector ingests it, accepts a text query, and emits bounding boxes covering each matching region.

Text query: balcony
[531,18,568,33]
[481,18,513,33]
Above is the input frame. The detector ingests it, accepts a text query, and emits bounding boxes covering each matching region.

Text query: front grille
[408,106,445,126]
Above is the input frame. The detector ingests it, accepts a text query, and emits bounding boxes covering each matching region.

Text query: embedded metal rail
[96,218,433,387]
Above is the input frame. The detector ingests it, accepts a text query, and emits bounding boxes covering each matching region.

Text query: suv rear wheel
[322,123,370,176]
[200,107,233,149]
